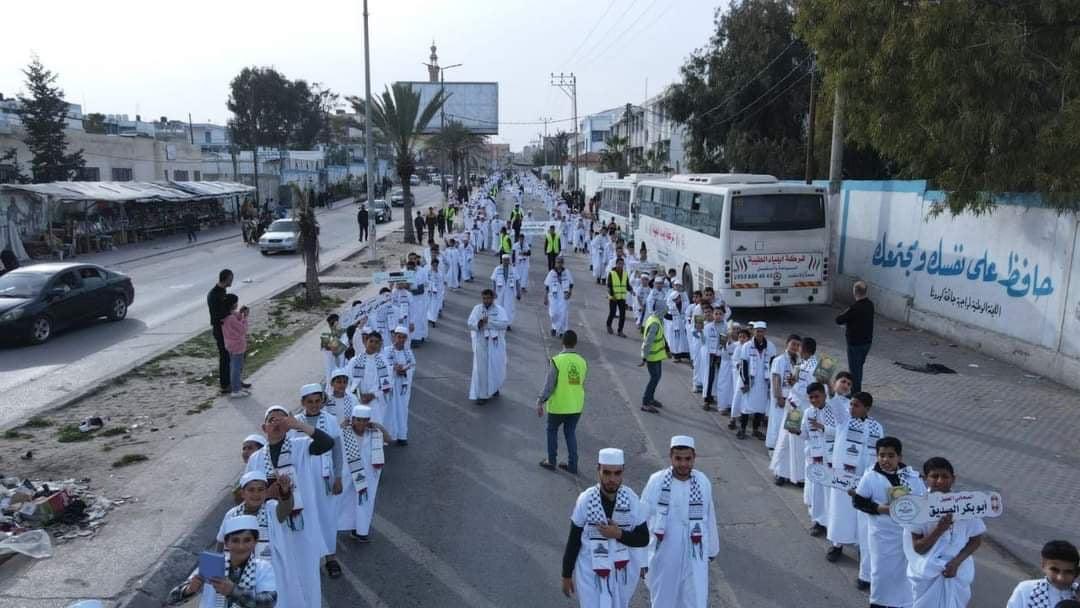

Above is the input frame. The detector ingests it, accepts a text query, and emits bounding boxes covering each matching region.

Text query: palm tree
[350,83,448,244]
[430,120,488,193]
[291,185,321,306]
[600,135,629,177]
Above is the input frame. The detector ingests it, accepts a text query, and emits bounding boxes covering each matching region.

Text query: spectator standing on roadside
[221,295,250,398]
[413,211,426,243]
[357,205,369,242]
[436,207,447,237]
[207,269,244,395]
[183,211,198,243]
[835,280,874,393]
[425,208,437,243]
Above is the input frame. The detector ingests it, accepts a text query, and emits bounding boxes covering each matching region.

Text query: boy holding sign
[904,457,984,608]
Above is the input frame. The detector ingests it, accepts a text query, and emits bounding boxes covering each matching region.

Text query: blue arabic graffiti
[870,232,1054,299]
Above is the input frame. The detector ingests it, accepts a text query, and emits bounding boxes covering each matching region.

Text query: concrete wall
[832,180,1080,389]
[0,130,202,182]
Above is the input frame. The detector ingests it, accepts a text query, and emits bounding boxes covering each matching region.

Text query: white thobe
[324,391,359,427]
[292,411,343,557]
[410,267,430,341]
[770,355,818,482]
[590,236,607,279]
[347,352,393,429]
[826,414,883,583]
[642,470,720,608]
[904,516,985,608]
[688,328,704,388]
[513,241,531,290]
[766,354,797,449]
[382,345,415,441]
[461,242,475,281]
[338,427,384,536]
[801,404,833,525]
[443,247,462,288]
[701,323,732,405]
[467,303,509,399]
[663,293,690,355]
[217,502,314,608]
[733,339,776,415]
[544,268,573,335]
[568,487,648,608]
[856,467,927,607]
[428,270,445,322]
[490,265,520,325]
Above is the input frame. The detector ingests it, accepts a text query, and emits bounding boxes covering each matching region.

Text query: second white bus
[633,173,831,308]
[597,173,666,241]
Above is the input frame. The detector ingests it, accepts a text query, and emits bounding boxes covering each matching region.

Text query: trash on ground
[1021,416,1038,422]
[78,417,105,433]
[968,363,980,368]
[893,361,957,374]
[0,529,53,559]
[1,477,121,544]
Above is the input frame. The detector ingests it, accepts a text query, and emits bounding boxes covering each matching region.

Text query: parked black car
[0,263,135,345]
[372,199,392,223]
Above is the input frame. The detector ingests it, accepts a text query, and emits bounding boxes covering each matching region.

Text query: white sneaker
[229,391,249,398]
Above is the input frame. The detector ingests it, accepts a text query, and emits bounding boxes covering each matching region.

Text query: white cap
[361,325,376,335]
[263,405,290,422]
[351,405,373,419]
[299,383,323,399]
[242,434,266,447]
[393,325,409,336]
[598,448,624,466]
[222,515,261,539]
[238,471,267,488]
[752,321,767,329]
[330,368,349,381]
[670,435,695,449]
[501,254,511,260]
[673,279,683,286]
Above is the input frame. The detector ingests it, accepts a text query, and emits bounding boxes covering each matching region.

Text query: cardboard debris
[1,477,122,545]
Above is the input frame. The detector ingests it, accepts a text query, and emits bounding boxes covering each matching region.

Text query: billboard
[396,81,499,135]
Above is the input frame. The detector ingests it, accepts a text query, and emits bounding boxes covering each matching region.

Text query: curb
[9,222,403,430]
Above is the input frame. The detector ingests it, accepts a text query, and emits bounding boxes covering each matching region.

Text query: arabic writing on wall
[929,286,1002,318]
[871,232,1054,299]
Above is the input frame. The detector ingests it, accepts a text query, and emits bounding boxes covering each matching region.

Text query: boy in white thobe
[443,238,462,289]
[169,515,277,608]
[770,337,819,485]
[733,321,776,440]
[325,368,359,426]
[347,329,394,432]
[800,381,834,536]
[544,256,574,337]
[460,236,475,282]
[512,234,531,292]
[561,448,649,608]
[852,436,927,608]
[427,259,445,323]
[904,457,984,608]
[337,405,389,542]
[642,436,720,608]
[767,335,801,450]
[825,391,884,588]
[467,289,509,404]
[590,233,607,282]
[219,472,314,608]
[245,406,336,581]
[663,283,691,360]
[701,308,731,411]
[1004,540,1078,608]
[382,326,415,446]
[294,383,344,569]
[490,255,521,327]
[406,256,429,343]
[391,282,414,335]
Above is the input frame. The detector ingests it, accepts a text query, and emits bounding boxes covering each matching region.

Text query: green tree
[429,120,486,193]
[797,0,1080,214]
[349,83,448,244]
[83,112,107,134]
[599,135,629,176]
[291,184,322,305]
[17,57,85,183]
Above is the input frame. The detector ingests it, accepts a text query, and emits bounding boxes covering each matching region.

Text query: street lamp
[439,63,463,202]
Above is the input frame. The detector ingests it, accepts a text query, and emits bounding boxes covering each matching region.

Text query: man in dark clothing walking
[208,269,248,395]
[413,211,426,242]
[835,280,874,393]
[436,208,447,237]
[425,209,437,243]
[357,205,369,242]
[183,212,198,243]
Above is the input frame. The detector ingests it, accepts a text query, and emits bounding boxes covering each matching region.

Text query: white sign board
[520,220,559,237]
[341,294,390,328]
[373,270,416,285]
[889,490,1004,526]
[806,464,859,491]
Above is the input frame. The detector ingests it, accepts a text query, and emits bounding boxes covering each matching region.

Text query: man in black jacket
[207,269,247,394]
[413,211,426,243]
[357,205,369,242]
[835,280,874,393]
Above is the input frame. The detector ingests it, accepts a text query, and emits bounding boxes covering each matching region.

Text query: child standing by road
[222,294,250,398]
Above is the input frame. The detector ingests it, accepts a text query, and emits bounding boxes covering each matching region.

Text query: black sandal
[325,559,343,579]
[539,460,556,470]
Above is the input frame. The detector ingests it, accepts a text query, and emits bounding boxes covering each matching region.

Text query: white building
[575,107,622,156]
[611,87,687,174]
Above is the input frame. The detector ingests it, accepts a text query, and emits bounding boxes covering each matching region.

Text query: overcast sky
[0,0,719,150]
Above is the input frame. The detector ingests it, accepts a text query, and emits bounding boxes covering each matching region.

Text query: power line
[579,0,664,67]
[699,38,801,119]
[559,0,619,69]
[574,0,642,67]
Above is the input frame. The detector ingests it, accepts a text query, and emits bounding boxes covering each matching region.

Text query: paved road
[0,187,443,427]
[312,186,1030,607]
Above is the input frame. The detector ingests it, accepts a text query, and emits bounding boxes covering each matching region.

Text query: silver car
[258,219,300,254]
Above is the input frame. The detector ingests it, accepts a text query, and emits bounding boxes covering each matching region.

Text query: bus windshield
[731,193,825,232]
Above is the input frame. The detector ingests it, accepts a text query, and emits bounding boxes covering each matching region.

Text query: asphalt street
[0,187,442,427]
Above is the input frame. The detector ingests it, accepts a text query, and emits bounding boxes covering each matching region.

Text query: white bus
[633,174,830,307]
[597,173,666,241]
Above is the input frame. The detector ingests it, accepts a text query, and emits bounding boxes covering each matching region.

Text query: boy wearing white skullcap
[169,514,278,607]
[337,405,390,542]
[561,447,649,608]
[640,435,720,607]
[382,326,416,446]
[292,383,344,573]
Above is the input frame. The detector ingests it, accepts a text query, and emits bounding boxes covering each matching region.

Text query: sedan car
[389,188,415,207]
[371,199,392,223]
[0,263,134,345]
[259,219,300,254]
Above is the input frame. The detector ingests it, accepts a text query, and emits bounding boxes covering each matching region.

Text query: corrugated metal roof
[0,181,254,203]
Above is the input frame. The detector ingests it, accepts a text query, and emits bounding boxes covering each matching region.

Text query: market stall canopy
[0,181,254,203]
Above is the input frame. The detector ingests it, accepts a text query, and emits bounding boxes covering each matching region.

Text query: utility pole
[551,72,578,193]
[538,116,551,167]
[624,103,633,177]
[363,0,376,259]
[828,87,844,195]
[439,62,464,202]
[805,59,817,184]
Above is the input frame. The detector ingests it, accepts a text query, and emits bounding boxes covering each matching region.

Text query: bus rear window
[731,194,825,231]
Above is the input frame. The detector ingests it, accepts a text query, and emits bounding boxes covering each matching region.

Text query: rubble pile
[1,477,126,553]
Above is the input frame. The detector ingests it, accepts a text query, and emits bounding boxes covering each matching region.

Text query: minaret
[427,41,440,82]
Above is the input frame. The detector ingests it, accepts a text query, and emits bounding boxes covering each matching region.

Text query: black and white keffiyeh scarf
[262,440,304,529]
[351,352,391,395]
[655,468,706,559]
[1025,579,1074,608]
[298,412,334,493]
[213,554,258,608]
[582,485,636,592]
[839,416,883,473]
[341,426,369,504]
